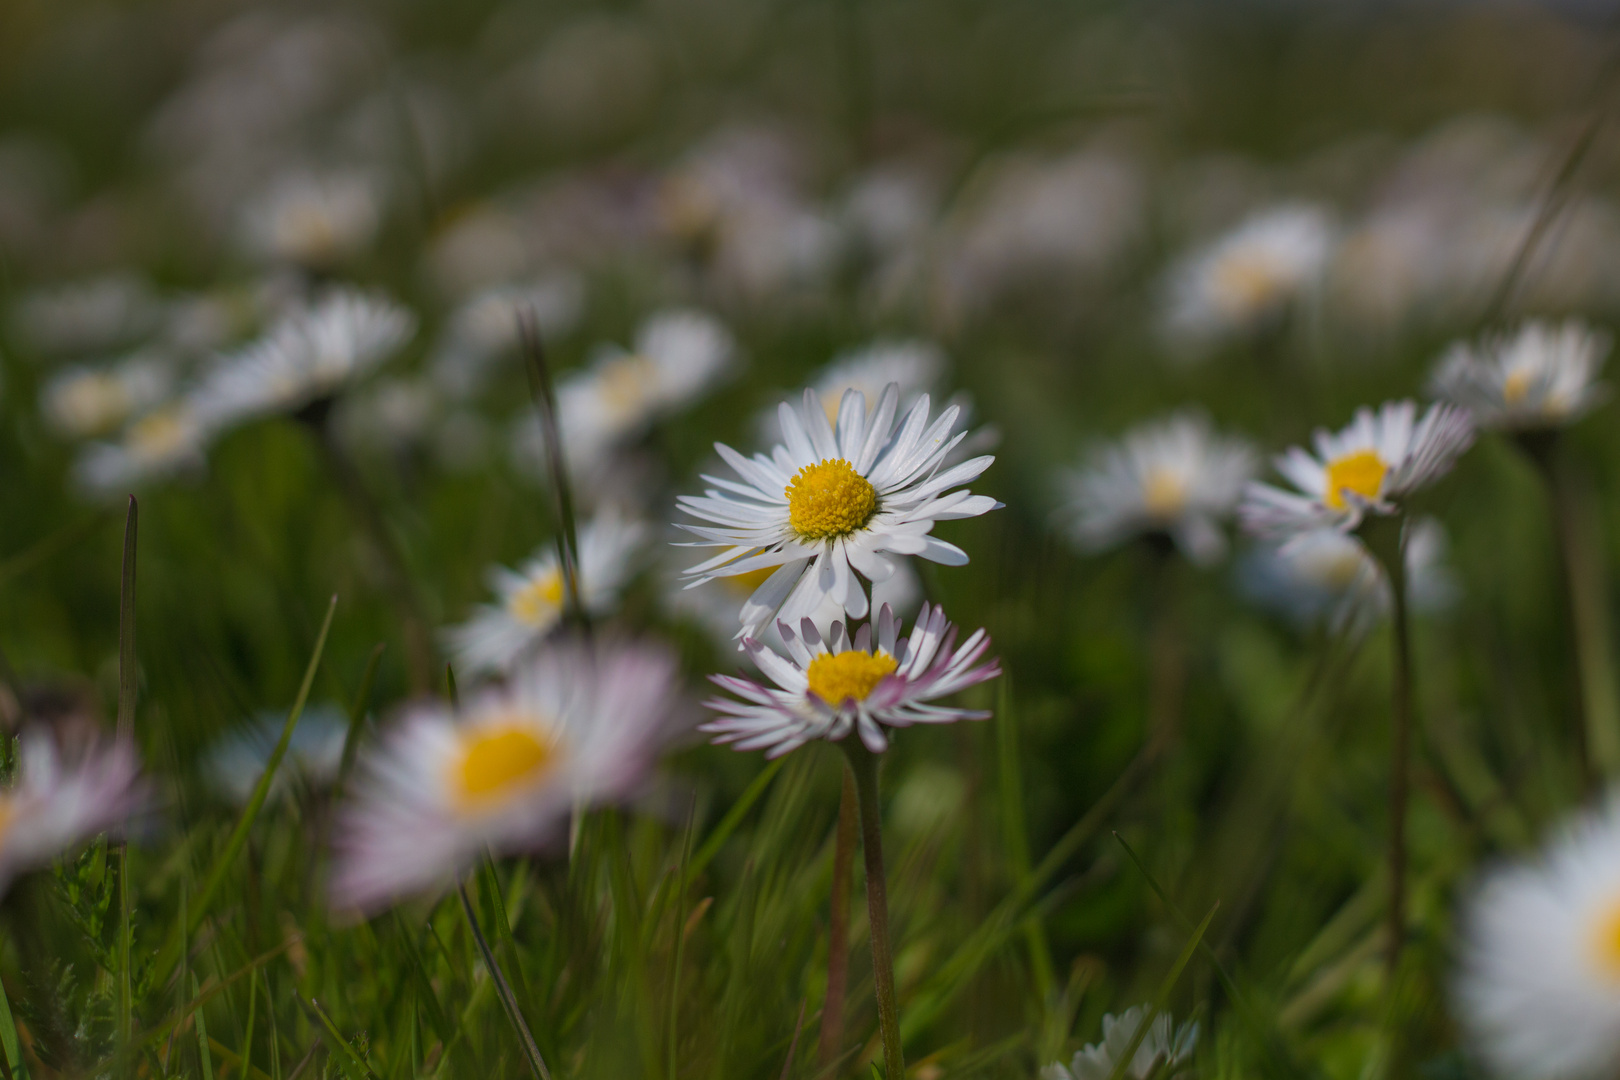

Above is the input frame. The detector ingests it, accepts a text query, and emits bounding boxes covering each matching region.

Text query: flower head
[1042,1006,1198,1080]
[74,400,214,497]
[195,287,415,429]
[1239,400,1474,539]
[1454,795,1620,1080]
[1431,319,1610,431]
[444,512,647,676]
[205,705,349,806]
[0,732,145,899]
[1165,204,1335,348]
[42,353,175,440]
[240,169,383,270]
[703,603,999,757]
[677,384,999,640]
[331,639,679,910]
[1060,410,1256,565]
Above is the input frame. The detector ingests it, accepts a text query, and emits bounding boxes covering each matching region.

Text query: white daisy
[240,169,383,270]
[41,352,175,440]
[0,731,144,899]
[1164,203,1335,347]
[444,512,647,676]
[429,274,585,398]
[1431,319,1610,431]
[702,603,1000,758]
[193,287,416,429]
[1454,795,1620,1080]
[1059,410,1257,565]
[552,307,736,468]
[1239,517,1457,635]
[1239,400,1475,539]
[330,638,678,910]
[73,401,214,497]
[676,385,1000,640]
[205,705,349,806]
[1042,1006,1198,1080]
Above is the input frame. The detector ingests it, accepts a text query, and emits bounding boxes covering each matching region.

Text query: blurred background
[2,0,1619,1076]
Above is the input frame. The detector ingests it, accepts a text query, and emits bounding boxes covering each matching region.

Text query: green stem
[818,769,857,1070]
[841,740,904,1079]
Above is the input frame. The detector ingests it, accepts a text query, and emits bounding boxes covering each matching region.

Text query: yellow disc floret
[1141,467,1187,519]
[1502,368,1534,406]
[1593,898,1620,982]
[508,569,566,627]
[786,459,877,540]
[806,650,898,706]
[1322,449,1388,511]
[452,722,557,811]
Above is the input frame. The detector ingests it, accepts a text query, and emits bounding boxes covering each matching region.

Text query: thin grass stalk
[668,797,698,1080]
[114,496,138,1068]
[840,741,904,1079]
[457,880,551,1080]
[818,769,857,1071]
[515,310,588,631]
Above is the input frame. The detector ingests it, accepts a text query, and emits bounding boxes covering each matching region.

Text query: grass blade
[458,880,550,1080]
[0,976,26,1080]
[305,999,380,1080]
[690,756,787,878]
[115,496,138,1065]
[191,974,216,1080]
[337,643,386,796]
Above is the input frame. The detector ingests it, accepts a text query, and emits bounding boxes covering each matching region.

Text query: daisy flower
[41,352,175,440]
[1059,410,1257,565]
[74,401,214,497]
[1164,203,1335,347]
[1431,319,1610,431]
[1239,517,1456,635]
[0,731,144,900]
[1042,1006,1198,1080]
[702,603,1000,757]
[444,513,647,676]
[1239,400,1474,539]
[1454,795,1620,1080]
[194,287,416,429]
[330,639,678,910]
[429,274,585,398]
[552,307,736,468]
[204,705,349,806]
[677,384,1000,640]
[240,169,384,270]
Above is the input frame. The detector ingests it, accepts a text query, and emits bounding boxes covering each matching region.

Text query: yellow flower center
[786,459,877,540]
[1142,467,1187,518]
[1593,899,1620,982]
[60,374,129,435]
[1322,449,1388,511]
[1502,368,1534,405]
[806,650,898,706]
[128,409,190,462]
[598,353,656,422]
[1212,255,1282,315]
[451,721,558,811]
[507,569,566,628]
[0,796,14,853]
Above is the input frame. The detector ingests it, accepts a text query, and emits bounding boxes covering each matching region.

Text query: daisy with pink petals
[702,602,1001,758]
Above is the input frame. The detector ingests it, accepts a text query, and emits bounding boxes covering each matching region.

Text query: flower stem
[818,768,858,1070]
[841,740,905,1079]
[1358,514,1412,978]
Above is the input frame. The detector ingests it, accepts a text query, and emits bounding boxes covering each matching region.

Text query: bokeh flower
[74,401,214,497]
[331,639,678,911]
[0,732,144,899]
[1431,319,1609,432]
[677,385,999,639]
[702,603,1000,757]
[1059,410,1257,565]
[1042,1006,1198,1080]
[1240,400,1474,539]
[444,512,647,676]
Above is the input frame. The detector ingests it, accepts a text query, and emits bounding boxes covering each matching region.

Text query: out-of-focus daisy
[194,287,416,428]
[41,353,175,440]
[754,339,945,446]
[1239,517,1456,635]
[550,308,736,469]
[1240,401,1474,539]
[677,385,999,639]
[1431,319,1610,432]
[240,169,384,270]
[205,705,349,805]
[74,401,213,497]
[444,513,647,676]
[1164,203,1335,348]
[1042,1006,1198,1080]
[702,603,999,757]
[1059,410,1257,565]
[429,274,585,398]
[0,731,144,899]
[331,639,678,910]
[1455,795,1620,1080]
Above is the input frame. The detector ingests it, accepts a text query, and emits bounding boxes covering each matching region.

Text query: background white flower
[1043,1006,1198,1080]
[1431,319,1610,431]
